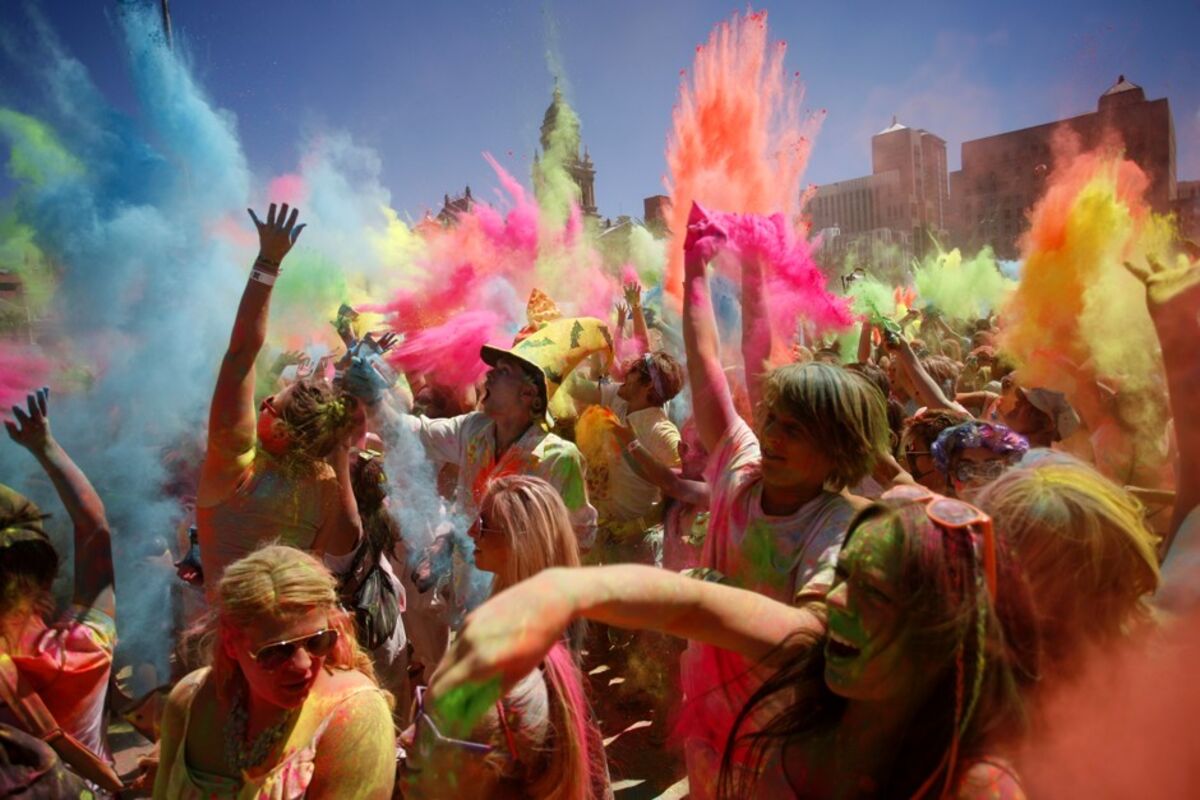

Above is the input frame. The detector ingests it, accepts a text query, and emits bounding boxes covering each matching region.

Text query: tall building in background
[809,117,949,277]
[536,85,598,217]
[950,76,1178,258]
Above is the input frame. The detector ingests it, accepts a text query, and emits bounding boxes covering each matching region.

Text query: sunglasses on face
[881,484,997,598]
[249,628,339,671]
[407,685,519,771]
[951,459,1008,484]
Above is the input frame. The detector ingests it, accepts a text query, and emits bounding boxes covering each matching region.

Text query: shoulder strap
[0,653,124,792]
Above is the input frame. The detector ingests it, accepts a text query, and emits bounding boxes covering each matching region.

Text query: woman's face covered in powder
[824,519,931,702]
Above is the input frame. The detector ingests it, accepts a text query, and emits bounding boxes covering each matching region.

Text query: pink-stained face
[257,384,297,455]
[223,606,333,710]
[469,508,511,576]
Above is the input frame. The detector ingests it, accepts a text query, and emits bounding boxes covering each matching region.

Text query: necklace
[223,689,300,774]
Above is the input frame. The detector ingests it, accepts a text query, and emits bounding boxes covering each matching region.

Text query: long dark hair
[719,499,1038,799]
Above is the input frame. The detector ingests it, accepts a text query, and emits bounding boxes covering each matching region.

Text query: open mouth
[826,630,861,660]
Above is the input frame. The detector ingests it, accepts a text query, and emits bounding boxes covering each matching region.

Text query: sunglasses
[951,459,1008,484]
[881,484,997,598]
[249,628,339,671]
[407,685,519,770]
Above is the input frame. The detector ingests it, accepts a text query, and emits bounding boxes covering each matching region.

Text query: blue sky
[2,1,1198,220]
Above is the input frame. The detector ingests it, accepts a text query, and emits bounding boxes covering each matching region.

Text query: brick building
[950,76,1178,258]
[809,118,949,276]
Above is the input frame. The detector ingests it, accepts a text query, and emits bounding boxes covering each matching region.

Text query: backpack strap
[0,653,124,792]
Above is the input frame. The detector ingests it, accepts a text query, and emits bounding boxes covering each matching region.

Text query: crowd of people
[1,196,1198,799]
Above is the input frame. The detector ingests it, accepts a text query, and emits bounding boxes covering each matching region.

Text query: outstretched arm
[429,565,821,698]
[682,204,738,452]
[6,388,114,618]
[200,204,305,498]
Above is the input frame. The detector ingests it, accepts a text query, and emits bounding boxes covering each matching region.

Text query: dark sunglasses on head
[249,628,339,671]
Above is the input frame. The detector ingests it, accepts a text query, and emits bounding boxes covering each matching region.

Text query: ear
[220,626,241,662]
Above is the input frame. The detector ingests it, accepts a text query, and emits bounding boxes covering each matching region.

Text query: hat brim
[480,345,550,410]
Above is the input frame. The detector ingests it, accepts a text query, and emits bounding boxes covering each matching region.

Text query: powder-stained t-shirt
[597,382,682,523]
[680,417,855,799]
[701,416,855,601]
[198,456,343,592]
[406,411,598,547]
[5,606,116,762]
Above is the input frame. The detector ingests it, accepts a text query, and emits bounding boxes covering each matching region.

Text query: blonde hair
[479,475,581,594]
[757,363,890,490]
[207,544,381,703]
[281,379,358,459]
[476,477,603,799]
[975,455,1160,680]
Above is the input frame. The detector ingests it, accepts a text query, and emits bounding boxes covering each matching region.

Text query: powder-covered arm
[1128,254,1200,556]
[200,204,305,500]
[741,247,774,409]
[430,565,822,698]
[4,387,114,618]
[682,203,739,453]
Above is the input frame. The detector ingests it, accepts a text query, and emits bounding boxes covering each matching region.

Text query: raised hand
[615,302,629,331]
[247,202,306,265]
[623,279,643,309]
[683,201,727,265]
[5,387,51,454]
[1124,250,1200,317]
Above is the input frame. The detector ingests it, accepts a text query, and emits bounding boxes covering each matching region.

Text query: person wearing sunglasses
[401,475,609,799]
[429,487,1036,798]
[155,545,395,799]
[197,204,365,595]
[900,408,972,492]
[931,421,1030,500]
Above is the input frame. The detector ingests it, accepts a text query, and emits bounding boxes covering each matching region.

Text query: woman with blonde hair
[403,475,609,800]
[974,453,1160,682]
[198,204,364,591]
[155,545,395,798]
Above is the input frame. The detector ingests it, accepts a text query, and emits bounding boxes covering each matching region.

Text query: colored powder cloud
[664,9,824,303]
[999,131,1171,469]
[913,244,1015,320]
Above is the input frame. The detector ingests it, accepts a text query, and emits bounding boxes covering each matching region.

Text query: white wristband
[250,268,277,287]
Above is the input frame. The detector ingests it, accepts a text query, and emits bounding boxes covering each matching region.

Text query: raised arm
[682,203,738,453]
[625,279,652,354]
[201,204,305,495]
[741,250,774,409]
[1127,254,1200,555]
[857,320,875,364]
[887,334,970,415]
[430,565,821,698]
[5,388,114,618]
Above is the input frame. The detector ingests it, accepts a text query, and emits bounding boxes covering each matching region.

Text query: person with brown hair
[197,204,364,590]
[155,545,395,798]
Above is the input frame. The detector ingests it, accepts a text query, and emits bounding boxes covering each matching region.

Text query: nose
[287,644,314,673]
[826,581,849,612]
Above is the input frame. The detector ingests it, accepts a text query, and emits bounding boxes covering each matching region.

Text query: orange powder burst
[663,9,823,301]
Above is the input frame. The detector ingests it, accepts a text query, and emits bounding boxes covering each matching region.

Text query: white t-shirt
[701,416,855,601]
[598,383,681,523]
